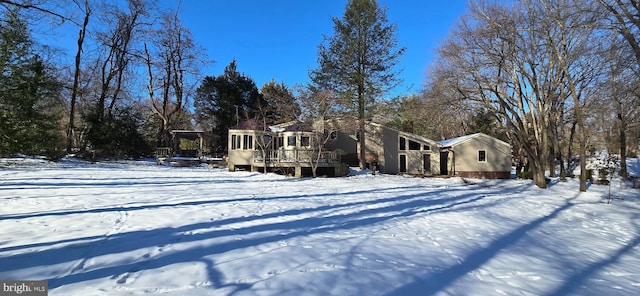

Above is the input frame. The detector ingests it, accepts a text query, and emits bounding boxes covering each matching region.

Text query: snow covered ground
[1,158,639,296]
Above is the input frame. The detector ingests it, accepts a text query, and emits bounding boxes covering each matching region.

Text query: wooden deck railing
[253,150,340,164]
[156,147,171,158]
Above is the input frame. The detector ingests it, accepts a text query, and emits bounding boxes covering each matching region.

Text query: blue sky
[177,1,469,97]
[35,1,469,98]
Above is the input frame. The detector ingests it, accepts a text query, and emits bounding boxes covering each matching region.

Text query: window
[399,137,406,150]
[301,136,310,147]
[231,135,240,150]
[330,130,338,140]
[263,135,272,146]
[287,135,296,147]
[243,135,253,150]
[409,140,421,150]
[423,145,430,151]
[478,150,487,162]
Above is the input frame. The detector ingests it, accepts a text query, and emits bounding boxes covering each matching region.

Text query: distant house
[437,133,512,179]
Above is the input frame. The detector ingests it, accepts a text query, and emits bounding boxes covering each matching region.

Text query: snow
[1,158,639,296]
[436,133,481,147]
[627,157,640,177]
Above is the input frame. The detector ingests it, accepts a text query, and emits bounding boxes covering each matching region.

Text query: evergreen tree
[193,60,264,153]
[310,0,405,169]
[0,9,63,158]
[468,109,507,141]
[260,79,300,124]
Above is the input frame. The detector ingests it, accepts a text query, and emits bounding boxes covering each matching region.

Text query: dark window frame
[231,134,238,150]
[287,135,296,147]
[300,136,310,147]
[409,140,421,150]
[243,135,253,150]
[478,150,487,162]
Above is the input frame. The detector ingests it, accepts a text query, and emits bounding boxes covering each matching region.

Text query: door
[399,154,407,173]
[440,151,449,175]
[423,154,431,174]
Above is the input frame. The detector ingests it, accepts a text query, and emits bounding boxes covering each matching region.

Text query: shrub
[517,171,533,180]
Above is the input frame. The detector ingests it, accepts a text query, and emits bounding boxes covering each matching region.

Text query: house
[327,122,440,175]
[227,119,511,179]
[437,133,512,179]
[227,119,349,177]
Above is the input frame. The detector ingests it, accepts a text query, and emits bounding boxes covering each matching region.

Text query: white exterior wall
[227,130,258,168]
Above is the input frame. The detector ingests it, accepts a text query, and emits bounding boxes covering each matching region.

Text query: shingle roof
[282,122,313,132]
[229,118,269,131]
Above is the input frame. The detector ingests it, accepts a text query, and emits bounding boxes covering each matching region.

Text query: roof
[229,118,269,131]
[282,122,313,132]
[437,133,481,147]
[368,122,439,145]
[437,133,510,148]
[230,119,313,133]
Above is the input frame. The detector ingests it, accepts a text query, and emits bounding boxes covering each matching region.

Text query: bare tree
[420,63,476,140]
[0,0,75,25]
[80,0,151,157]
[297,85,349,178]
[102,0,145,117]
[596,0,640,180]
[598,0,640,68]
[602,42,640,179]
[539,0,603,191]
[144,7,205,148]
[66,0,90,153]
[435,1,569,188]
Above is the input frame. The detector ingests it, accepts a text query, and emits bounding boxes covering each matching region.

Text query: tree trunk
[567,120,577,175]
[577,110,587,192]
[531,157,547,188]
[618,112,628,179]
[548,142,556,178]
[67,26,85,153]
[359,117,366,170]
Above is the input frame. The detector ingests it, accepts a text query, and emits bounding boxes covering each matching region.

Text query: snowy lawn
[1,159,639,296]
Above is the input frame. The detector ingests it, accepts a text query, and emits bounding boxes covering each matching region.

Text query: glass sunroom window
[287,136,296,147]
[301,136,310,147]
[243,135,253,150]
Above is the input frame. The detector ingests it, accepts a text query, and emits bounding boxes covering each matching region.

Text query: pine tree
[0,9,63,158]
[260,79,299,124]
[193,60,264,153]
[310,0,405,169]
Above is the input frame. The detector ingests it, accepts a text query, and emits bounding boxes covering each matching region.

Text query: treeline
[0,0,638,191]
[0,0,316,160]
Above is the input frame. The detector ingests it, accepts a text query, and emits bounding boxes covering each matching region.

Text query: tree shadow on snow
[0,183,487,294]
[385,196,640,296]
